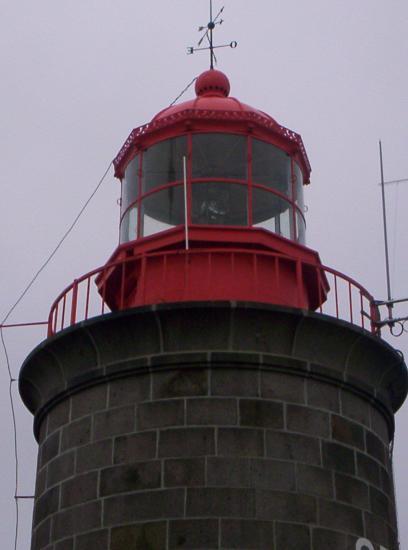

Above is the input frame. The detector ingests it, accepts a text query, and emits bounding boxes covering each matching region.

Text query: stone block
[40,430,60,468]
[76,439,113,473]
[256,491,316,523]
[32,518,51,550]
[47,400,70,435]
[250,459,296,491]
[71,384,107,420]
[240,400,283,429]
[275,522,311,550]
[61,471,98,508]
[366,430,386,465]
[218,428,264,457]
[370,407,390,444]
[332,415,365,450]
[187,487,255,518]
[261,371,305,404]
[52,501,102,540]
[93,405,135,441]
[108,374,151,407]
[33,485,59,526]
[159,428,215,458]
[286,405,330,438]
[104,489,184,525]
[311,528,347,549]
[307,379,339,412]
[364,512,395,549]
[169,519,219,549]
[322,441,355,475]
[111,522,167,550]
[164,458,205,487]
[297,464,334,499]
[61,416,91,452]
[369,486,392,523]
[55,539,73,550]
[153,368,208,399]
[100,461,161,496]
[380,466,394,497]
[266,431,321,466]
[207,457,250,487]
[187,397,237,425]
[221,519,275,549]
[159,306,231,351]
[114,431,157,463]
[35,466,47,498]
[335,473,369,509]
[318,498,363,534]
[341,391,370,427]
[47,451,75,487]
[211,368,259,397]
[138,399,185,430]
[356,452,381,486]
[76,530,109,550]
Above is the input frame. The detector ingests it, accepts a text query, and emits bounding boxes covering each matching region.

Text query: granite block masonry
[20,302,407,549]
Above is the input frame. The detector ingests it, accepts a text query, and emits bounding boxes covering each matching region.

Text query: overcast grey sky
[1,1,408,548]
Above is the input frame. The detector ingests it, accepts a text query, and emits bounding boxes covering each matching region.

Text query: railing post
[70,280,79,326]
[296,260,303,308]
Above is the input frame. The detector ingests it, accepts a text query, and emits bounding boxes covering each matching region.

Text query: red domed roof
[114,69,311,182]
[152,69,276,123]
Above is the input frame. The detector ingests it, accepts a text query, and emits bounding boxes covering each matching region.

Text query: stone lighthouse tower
[20,68,407,550]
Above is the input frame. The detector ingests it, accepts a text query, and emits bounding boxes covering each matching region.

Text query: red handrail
[47,249,379,337]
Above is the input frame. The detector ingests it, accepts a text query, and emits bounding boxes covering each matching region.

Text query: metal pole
[379,140,393,317]
[209,0,214,69]
[183,155,189,250]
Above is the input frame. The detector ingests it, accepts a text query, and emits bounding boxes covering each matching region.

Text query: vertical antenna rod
[183,156,189,250]
[209,0,215,69]
[379,140,393,317]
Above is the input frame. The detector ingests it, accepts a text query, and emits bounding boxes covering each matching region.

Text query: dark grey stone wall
[20,303,407,550]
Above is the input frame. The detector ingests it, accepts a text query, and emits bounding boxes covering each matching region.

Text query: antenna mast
[373,142,408,335]
[379,140,393,318]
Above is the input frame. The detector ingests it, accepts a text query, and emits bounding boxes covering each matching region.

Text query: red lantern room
[96,69,328,312]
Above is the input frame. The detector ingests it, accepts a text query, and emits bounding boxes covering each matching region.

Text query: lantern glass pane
[294,162,305,212]
[191,182,248,226]
[119,206,138,243]
[192,134,247,180]
[142,136,188,194]
[252,187,293,239]
[141,185,185,237]
[296,211,306,244]
[252,140,291,197]
[122,156,139,215]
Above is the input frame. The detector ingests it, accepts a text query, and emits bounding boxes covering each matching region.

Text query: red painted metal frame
[119,133,306,244]
[47,250,380,337]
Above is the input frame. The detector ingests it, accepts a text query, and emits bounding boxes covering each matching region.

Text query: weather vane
[187,0,238,69]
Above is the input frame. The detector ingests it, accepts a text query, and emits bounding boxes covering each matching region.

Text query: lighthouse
[19,66,407,550]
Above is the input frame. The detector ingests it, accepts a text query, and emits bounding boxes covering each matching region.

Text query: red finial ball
[195,69,231,98]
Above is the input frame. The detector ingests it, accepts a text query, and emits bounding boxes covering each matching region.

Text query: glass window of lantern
[191,182,248,226]
[252,140,291,197]
[296,211,306,244]
[252,187,293,239]
[122,156,139,216]
[119,206,138,244]
[142,136,187,194]
[294,162,305,212]
[141,185,185,237]
[192,134,247,180]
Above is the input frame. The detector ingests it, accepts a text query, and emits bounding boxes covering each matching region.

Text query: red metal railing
[47,250,380,337]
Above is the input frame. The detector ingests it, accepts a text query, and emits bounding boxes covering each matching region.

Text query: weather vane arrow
[187,1,238,69]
